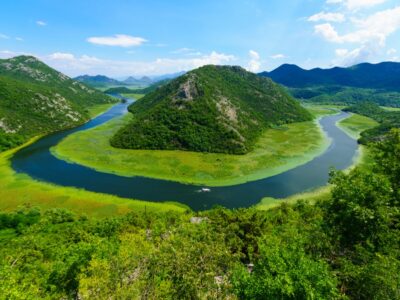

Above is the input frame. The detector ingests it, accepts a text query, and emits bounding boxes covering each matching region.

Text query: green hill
[111,65,312,154]
[0,55,116,151]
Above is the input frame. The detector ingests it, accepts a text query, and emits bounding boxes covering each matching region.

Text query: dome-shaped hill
[111,65,312,154]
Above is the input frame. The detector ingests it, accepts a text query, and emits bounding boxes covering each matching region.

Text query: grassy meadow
[52,111,331,186]
[0,104,187,217]
[256,112,379,210]
[337,113,379,139]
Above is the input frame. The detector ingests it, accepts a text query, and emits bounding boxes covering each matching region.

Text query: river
[11,99,358,211]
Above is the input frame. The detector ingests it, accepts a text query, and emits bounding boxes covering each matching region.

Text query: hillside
[0,56,115,151]
[111,65,312,154]
[260,62,400,90]
[259,62,400,106]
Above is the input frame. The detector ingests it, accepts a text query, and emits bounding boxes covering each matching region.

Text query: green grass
[52,110,330,187]
[0,104,187,217]
[121,93,145,100]
[381,106,400,111]
[87,103,116,118]
[337,113,379,139]
[256,113,378,210]
[303,103,346,117]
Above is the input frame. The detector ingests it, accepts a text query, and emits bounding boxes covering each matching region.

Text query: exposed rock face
[111,65,312,154]
[0,55,116,150]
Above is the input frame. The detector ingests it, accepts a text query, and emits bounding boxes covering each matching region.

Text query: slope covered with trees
[259,62,400,107]
[1,129,399,299]
[0,56,116,151]
[111,65,312,154]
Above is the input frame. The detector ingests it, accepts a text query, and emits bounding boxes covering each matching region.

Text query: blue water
[11,100,358,211]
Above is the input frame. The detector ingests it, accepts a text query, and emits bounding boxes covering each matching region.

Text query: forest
[1,129,399,299]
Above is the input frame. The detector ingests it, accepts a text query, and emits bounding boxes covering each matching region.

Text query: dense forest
[1,129,399,299]
[111,65,312,154]
[0,56,116,151]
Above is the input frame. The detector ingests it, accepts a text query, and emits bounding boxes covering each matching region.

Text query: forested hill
[260,62,400,90]
[111,65,312,154]
[0,55,116,151]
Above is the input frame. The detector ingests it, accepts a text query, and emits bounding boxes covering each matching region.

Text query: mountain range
[260,62,400,90]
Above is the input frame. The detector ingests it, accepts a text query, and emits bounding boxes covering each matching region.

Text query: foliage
[344,102,400,143]
[0,56,116,151]
[111,65,312,154]
[2,130,400,298]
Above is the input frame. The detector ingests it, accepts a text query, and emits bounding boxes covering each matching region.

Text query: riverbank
[0,104,187,217]
[256,113,378,210]
[51,107,332,187]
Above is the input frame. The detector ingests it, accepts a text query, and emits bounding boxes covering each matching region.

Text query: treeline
[1,130,399,299]
[344,102,400,143]
[290,86,400,107]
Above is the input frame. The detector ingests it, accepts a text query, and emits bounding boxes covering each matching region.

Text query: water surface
[12,100,358,210]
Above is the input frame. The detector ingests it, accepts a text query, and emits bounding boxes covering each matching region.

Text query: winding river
[11,99,358,211]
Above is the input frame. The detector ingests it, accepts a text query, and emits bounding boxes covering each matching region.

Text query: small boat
[201,188,211,192]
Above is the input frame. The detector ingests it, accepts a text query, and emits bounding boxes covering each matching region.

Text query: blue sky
[1,0,399,77]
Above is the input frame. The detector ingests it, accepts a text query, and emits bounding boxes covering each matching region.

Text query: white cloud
[0,33,9,39]
[247,50,261,72]
[308,12,345,22]
[39,51,236,77]
[48,52,75,60]
[87,34,147,47]
[36,20,47,26]
[270,54,286,59]
[15,37,23,41]
[387,48,397,55]
[327,0,387,10]
[334,45,377,66]
[314,6,400,46]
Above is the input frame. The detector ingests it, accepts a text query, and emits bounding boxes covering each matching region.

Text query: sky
[0,0,399,77]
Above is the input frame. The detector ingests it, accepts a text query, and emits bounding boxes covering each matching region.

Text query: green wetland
[11,100,368,211]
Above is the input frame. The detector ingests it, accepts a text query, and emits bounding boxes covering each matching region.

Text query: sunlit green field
[337,113,379,139]
[257,113,379,210]
[121,93,145,99]
[52,112,330,186]
[0,104,187,217]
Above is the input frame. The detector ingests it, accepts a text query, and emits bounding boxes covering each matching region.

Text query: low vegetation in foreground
[1,130,399,299]
[111,65,312,154]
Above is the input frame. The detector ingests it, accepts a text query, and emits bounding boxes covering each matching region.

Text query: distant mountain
[259,62,400,90]
[123,76,153,85]
[74,75,124,88]
[0,56,115,151]
[151,71,186,82]
[105,78,172,95]
[111,65,312,154]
